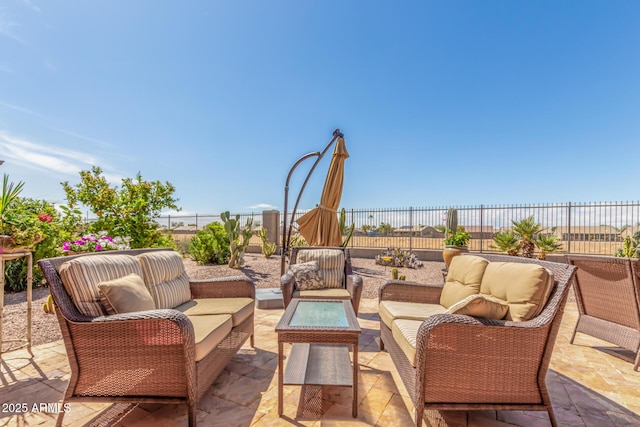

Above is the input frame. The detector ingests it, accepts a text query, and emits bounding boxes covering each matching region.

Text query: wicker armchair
[38,248,255,427]
[378,254,577,427]
[566,255,640,371]
[280,246,363,315]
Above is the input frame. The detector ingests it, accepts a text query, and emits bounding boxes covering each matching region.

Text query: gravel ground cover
[1,253,446,352]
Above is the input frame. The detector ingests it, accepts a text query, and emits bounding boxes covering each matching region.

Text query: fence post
[567,202,571,254]
[350,209,355,248]
[409,206,413,252]
[195,214,198,231]
[479,205,484,253]
[168,215,171,230]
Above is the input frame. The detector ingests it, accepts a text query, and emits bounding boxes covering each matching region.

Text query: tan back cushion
[98,273,156,315]
[59,254,143,317]
[480,262,554,322]
[137,251,191,309]
[440,255,489,308]
[296,249,345,289]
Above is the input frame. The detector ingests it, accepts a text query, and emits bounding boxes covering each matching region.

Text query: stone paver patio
[1,297,639,427]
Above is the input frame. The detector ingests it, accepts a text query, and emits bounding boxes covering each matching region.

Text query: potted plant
[442,228,471,267]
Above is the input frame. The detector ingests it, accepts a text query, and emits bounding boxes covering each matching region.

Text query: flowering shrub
[62,232,131,253]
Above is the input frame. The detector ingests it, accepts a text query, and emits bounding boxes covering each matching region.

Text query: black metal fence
[152,201,640,256]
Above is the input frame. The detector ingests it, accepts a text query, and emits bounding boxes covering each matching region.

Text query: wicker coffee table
[275,299,361,418]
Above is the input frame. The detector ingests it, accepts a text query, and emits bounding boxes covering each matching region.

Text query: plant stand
[0,250,32,357]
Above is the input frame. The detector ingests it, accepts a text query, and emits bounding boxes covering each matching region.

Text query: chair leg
[547,406,558,427]
[55,408,66,427]
[415,406,423,427]
[634,351,639,371]
[569,321,579,344]
[188,402,197,427]
[250,334,255,348]
[379,337,384,351]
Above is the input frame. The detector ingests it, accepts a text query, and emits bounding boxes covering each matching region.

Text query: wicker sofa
[567,255,640,371]
[378,254,577,427]
[38,248,255,427]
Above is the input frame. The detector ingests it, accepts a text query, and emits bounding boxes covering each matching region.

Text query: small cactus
[43,295,55,314]
[391,268,399,280]
[399,275,406,281]
[259,228,277,259]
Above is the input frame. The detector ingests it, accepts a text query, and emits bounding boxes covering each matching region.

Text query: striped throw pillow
[297,249,345,289]
[137,251,191,309]
[59,254,143,317]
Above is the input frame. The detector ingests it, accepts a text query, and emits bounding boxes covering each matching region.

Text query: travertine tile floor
[1,298,639,427]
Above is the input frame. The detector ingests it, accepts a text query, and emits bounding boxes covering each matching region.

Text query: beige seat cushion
[445,294,509,320]
[440,255,489,308]
[379,301,447,328]
[392,319,423,367]
[187,314,233,362]
[59,254,143,317]
[480,262,554,322]
[292,288,351,300]
[98,273,156,315]
[289,261,325,290]
[296,249,345,289]
[174,298,253,327]
[137,251,191,309]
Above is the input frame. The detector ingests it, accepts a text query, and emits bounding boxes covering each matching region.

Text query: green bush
[189,222,230,265]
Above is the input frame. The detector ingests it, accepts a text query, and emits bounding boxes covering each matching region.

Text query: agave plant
[535,234,563,260]
[491,231,521,256]
[512,216,544,258]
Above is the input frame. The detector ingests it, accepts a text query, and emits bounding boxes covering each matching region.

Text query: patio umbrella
[296,135,349,246]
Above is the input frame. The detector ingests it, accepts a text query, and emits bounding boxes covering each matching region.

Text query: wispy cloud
[248,203,277,210]
[18,0,41,13]
[0,10,30,46]
[0,100,45,118]
[0,132,100,174]
[51,127,113,148]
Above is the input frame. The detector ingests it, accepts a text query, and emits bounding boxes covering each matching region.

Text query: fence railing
[150,201,640,256]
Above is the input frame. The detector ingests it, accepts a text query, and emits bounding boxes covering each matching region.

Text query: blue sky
[1,1,639,217]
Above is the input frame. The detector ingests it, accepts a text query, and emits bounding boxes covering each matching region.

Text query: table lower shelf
[283,343,353,386]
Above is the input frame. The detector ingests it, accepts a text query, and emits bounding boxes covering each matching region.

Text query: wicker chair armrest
[346,273,362,293]
[379,280,443,304]
[80,309,196,358]
[280,272,295,308]
[189,275,255,299]
[415,313,548,370]
[346,274,363,315]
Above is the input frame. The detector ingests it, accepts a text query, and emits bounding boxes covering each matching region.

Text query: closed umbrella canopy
[296,136,349,246]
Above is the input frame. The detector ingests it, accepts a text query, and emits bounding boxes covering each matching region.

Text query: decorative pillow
[439,255,489,308]
[98,273,156,315]
[297,249,345,289]
[59,254,143,317]
[446,294,509,320]
[137,251,191,309]
[480,262,554,322]
[290,260,325,291]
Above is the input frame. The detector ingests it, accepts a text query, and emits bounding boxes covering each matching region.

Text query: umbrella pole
[281,129,344,275]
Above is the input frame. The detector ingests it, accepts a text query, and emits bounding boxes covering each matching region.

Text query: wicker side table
[0,251,33,356]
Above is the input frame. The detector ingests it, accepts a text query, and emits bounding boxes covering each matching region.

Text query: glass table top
[289,301,349,328]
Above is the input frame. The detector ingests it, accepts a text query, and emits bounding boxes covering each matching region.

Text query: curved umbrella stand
[281,129,346,274]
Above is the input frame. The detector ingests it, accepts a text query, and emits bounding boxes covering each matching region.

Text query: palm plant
[512,216,544,258]
[491,231,521,256]
[0,174,25,246]
[535,234,563,260]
